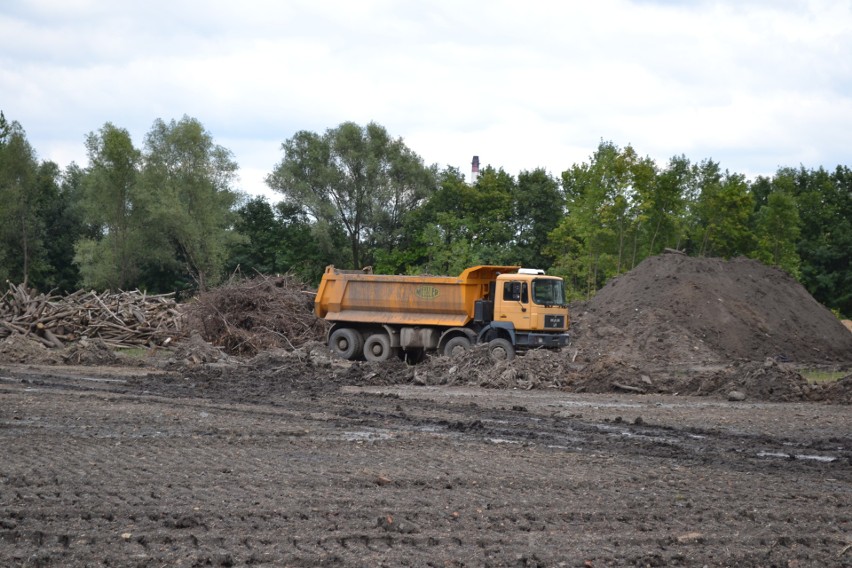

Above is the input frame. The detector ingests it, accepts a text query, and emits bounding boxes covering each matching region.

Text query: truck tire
[488,338,515,361]
[443,336,471,357]
[329,328,363,360]
[363,333,394,362]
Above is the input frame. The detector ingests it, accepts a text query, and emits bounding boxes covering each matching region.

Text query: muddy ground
[1,355,850,568]
[2,254,852,566]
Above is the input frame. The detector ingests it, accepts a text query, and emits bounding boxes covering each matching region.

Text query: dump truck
[314,265,570,362]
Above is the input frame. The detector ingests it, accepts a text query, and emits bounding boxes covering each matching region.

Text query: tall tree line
[0,113,849,316]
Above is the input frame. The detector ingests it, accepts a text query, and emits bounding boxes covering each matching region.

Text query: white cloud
[1,0,851,196]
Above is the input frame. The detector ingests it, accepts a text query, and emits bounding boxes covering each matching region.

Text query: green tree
[551,141,640,297]
[267,121,435,269]
[753,189,800,276]
[140,116,241,291]
[0,115,80,292]
[793,166,852,316]
[367,138,436,262]
[35,164,80,292]
[512,168,563,269]
[32,161,84,292]
[378,167,473,274]
[392,166,518,275]
[273,202,350,283]
[75,123,144,289]
[544,215,589,299]
[468,166,516,263]
[688,161,755,258]
[0,115,47,287]
[225,197,342,283]
[227,197,281,275]
[636,155,686,256]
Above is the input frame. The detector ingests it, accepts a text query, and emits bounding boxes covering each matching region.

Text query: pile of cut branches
[0,282,184,349]
[184,274,327,356]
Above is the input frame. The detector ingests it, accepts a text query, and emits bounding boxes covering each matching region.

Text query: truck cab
[481,270,570,351]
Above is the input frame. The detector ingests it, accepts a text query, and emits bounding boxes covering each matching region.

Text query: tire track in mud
[3,368,849,479]
[329,394,852,481]
[2,368,851,567]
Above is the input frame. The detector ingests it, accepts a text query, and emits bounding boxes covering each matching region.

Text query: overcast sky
[3,0,851,199]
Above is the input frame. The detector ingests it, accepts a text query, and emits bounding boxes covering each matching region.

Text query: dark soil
[1,253,851,566]
[1,359,850,567]
[569,253,852,365]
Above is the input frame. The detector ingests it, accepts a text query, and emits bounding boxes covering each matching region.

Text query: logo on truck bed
[415,286,440,299]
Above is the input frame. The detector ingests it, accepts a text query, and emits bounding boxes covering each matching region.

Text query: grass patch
[115,347,151,359]
[800,369,848,384]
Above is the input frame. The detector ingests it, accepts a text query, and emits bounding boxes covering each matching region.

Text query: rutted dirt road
[1,363,850,567]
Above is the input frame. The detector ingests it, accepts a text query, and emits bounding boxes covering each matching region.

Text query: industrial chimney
[471,155,480,184]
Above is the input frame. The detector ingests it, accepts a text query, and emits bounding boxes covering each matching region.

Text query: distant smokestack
[471,155,480,184]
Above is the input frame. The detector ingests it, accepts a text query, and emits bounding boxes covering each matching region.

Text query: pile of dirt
[403,347,574,390]
[183,273,327,357]
[61,338,122,366]
[152,334,851,404]
[568,357,660,394]
[0,334,63,365]
[560,357,824,401]
[336,353,850,403]
[0,334,148,367]
[569,254,852,365]
[816,374,852,404]
[153,342,360,401]
[690,359,844,402]
[167,332,233,366]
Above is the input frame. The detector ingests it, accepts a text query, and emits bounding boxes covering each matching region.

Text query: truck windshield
[532,279,566,306]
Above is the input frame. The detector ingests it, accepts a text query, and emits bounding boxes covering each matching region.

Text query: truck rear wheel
[329,328,363,360]
[488,338,515,361]
[363,333,394,362]
[443,336,471,357]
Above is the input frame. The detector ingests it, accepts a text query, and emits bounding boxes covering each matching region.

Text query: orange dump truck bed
[315,265,520,327]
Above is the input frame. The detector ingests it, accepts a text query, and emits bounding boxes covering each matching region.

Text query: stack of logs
[0,282,185,349]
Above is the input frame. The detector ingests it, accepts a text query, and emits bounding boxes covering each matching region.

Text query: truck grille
[544,315,565,329]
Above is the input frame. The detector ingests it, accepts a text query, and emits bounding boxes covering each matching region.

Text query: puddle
[342,429,392,442]
[555,400,644,409]
[757,451,838,463]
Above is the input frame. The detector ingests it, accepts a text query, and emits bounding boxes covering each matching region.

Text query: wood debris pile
[183,274,327,357]
[0,282,184,349]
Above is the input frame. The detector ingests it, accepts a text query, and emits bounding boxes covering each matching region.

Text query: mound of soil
[61,338,122,366]
[0,335,149,367]
[569,254,852,365]
[403,347,574,390]
[699,359,850,402]
[168,332,233,366]
[0,334,63,365]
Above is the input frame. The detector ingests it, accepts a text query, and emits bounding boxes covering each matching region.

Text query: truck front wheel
[363,333,395,362]
[329,328,363,360]
[488,338,515,361]
[443,336,471,357]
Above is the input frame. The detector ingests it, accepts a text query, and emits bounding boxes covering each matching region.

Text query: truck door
[496,280,531,331]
